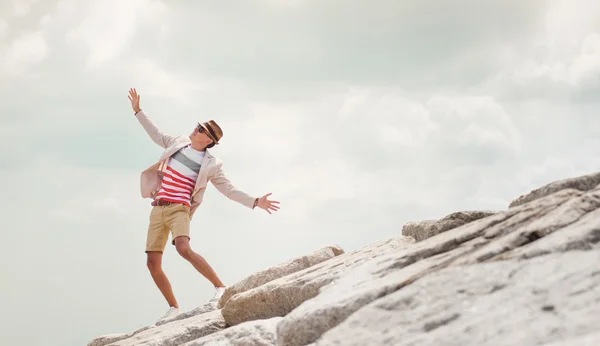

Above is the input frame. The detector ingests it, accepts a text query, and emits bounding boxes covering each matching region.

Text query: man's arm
[134,110,177,149]
[128,88,176,149]
[210,163,257,209]
[210,163,281,214]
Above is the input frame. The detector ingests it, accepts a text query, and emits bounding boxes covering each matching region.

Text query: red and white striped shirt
[155,145,205,207]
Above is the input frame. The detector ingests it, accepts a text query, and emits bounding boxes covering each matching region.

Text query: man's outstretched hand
[128,88,141,113]
[256,193,280,214]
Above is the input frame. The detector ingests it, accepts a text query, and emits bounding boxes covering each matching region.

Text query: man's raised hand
[257,193,280,214]
[128,88,141,113]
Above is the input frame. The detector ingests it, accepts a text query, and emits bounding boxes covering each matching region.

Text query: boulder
[315,250,600,346]
[183,317,282,346]
[276,187,597,345]
[218,245,344,308]
[221,236,415,326]
[451,186,600,266]
[402,210,498,241]
[106,310,225,346]
[88,304,219,346]
[502,205,600,259]
[156,303,215,326]
[87,171,600,346]
[540,331,600,346]
[509,171,600,208]
[87,326,153,346]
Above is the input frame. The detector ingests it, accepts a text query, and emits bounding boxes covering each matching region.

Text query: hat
[198,120,223,145]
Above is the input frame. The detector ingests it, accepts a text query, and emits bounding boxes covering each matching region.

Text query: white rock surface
[276,188,596,345]
[221,236,415,326]
[183,317,283,346]
[402,210,498,241]
[218,245,344,308]
[87,326,153,346]
[540,331,600,346]
[315,250,600,346]
[505,206,600,259]
[155,303,215,326]
[107,310,225,346]
[275,236,486,346]
[509,171,600,208]
[87,171,600,346]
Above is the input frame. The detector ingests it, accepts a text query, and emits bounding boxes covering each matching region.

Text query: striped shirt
[155,145,205,207]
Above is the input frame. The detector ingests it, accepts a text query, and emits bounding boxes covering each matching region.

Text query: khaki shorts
[145,203,191,252]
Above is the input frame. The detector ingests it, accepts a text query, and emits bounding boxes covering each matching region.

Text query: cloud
[127,59,206,105]
[484,0,600,98]
[566,33,600,87]
[65,0,168,67]
[507,32,600,88]
[337,87,437,148]
[0,20,7,41]
[138,0,545,93]
[1,29,47,75]
[12,0,38,17]
[426,95,521,154]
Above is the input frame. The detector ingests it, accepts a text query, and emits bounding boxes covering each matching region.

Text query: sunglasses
[197,123,217,142]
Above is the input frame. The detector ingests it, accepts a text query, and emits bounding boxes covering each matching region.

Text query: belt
[152,199,180,207]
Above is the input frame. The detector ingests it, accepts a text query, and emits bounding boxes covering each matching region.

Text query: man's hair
[206,142,216,149]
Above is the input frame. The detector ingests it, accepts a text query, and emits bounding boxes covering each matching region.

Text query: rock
[314,250,600,346]
[509,171,600,208]
[275,188,588,346]
[276,244,476,346]
[182,317,283,346]
[540,331,600,346]
[504,206,600,259]
[88,334,129,346]
[88,304,218,345]
[155,303,215,326]
[218,245,344,308]
[87,326,153,346]
[451,186,600,265]
[107,310,226,346]
[402,210,498,241]
[221,236,415,326]
[88,170,600,346]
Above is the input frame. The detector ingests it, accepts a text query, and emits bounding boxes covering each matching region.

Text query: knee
[147,256,162,272]
[175,241,193,260]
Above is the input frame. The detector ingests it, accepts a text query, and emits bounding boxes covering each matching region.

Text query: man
[127,88,280,324]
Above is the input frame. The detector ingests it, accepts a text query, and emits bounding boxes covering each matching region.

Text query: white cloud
[65,0,168,67]
[544,0,600,41]
[20,159,143,222]
[1,30,47,74]
[12,0,38,17]
[566,33,600,86]
[509,32,600,88]
[336,87,437,148]
[0,20,7,41]
[259,0,308,7]
[426,95,521,154]
[128,59,206,105]
[498,0,600,89]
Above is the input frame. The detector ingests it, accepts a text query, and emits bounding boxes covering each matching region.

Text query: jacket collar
[193,148,214,191]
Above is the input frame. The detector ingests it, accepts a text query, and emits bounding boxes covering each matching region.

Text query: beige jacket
[135,110,257,220]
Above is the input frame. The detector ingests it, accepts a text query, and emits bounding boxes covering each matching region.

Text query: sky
[1,0,600,345]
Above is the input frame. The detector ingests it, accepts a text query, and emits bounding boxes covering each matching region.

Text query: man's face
[190,124,214,145]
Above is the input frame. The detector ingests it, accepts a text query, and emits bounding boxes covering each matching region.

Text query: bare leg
[147,251,179,308]
[174,237,225,287]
